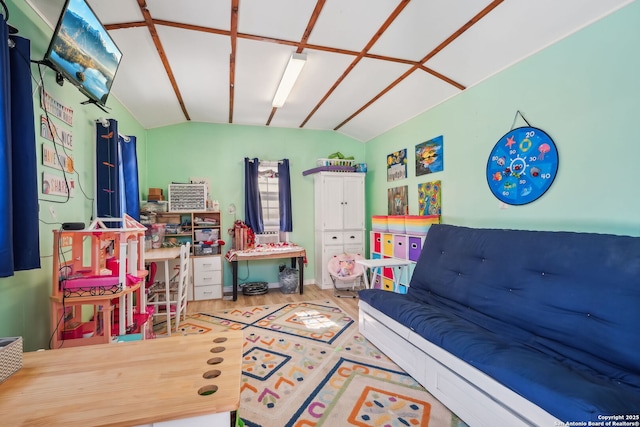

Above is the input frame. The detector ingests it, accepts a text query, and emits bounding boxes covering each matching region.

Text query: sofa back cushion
[410,224,640,373]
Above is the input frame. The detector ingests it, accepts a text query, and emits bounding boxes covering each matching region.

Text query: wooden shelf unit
[154,210,224,300]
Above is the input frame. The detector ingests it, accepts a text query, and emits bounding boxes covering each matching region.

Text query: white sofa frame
[359,300,563,427]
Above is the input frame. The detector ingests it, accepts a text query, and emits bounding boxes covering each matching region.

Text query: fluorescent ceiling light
[272,53,307,108]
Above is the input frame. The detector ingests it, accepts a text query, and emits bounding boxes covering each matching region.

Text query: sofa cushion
[359,289,640,421]
[411,224,640,376]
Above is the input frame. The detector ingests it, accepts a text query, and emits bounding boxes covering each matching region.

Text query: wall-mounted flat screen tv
[43,0,122,107]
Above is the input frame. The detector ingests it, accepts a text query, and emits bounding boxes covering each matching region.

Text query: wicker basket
[0,336,23,384]
[316,158,355,167]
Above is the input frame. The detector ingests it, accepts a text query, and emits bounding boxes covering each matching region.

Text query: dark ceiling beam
[229,0,239,123]
[135,0,190,121]
[334,0,503,131]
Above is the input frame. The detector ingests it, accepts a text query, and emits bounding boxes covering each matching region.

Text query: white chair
[147,242,190,335]
[328,253,366,298]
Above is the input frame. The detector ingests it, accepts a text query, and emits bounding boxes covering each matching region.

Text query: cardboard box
[148,188,163,195]
[156,214,181,224]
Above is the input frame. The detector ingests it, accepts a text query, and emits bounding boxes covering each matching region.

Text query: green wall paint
[0,1,147,350]
[365,1,640,237]
[145,122,364,288]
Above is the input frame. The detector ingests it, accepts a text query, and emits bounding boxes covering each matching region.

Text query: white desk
[356,258,411,290]
[144,247,181,334]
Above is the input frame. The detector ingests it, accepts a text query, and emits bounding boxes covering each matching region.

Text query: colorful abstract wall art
[418,180,442,215]
[415,135,443,176]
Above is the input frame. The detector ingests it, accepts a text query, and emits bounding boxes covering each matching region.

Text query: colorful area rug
[154,300,468,427]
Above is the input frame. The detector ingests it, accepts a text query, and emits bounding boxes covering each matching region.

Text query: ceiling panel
[426,0,634,88]
[156,26,231,123]
[306,57,412,132]
[369,0,493,61]
[238,0,317,41]
[146,0,230,30]
[340,70,461,142]
[109,27,185,128]
[307,0,400,51]
[88,0,143,25]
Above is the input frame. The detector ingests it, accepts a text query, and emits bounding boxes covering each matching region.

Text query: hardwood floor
[187,284,360,319]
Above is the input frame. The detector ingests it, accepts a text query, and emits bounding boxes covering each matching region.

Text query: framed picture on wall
[388,185,409,215]
[415,135,443,176]
[418,180,441,215]
[387,149,407,182]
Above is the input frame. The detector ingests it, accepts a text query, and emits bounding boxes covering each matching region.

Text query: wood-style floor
[187,284,360,319]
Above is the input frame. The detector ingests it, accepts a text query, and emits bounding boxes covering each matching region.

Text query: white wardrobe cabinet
[313,172,365,288]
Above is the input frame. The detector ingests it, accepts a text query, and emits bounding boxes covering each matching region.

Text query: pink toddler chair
[328,253,366,298]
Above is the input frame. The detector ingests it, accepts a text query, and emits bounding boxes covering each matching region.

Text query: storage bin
[371,215,388,232]
[387,215,406,233]
[0,336,23,384]
[404,215,440,235]
[316,158,355,167]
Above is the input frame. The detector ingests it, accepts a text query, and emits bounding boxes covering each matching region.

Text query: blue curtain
[0,28,41,278]
[119,134,140,221]
[278,159,293,232]
[244,157,263,233]
[96,119,121,225]
[96,119,139,225]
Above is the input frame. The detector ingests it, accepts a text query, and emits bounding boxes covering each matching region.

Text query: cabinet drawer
[194,285,222,300]
[192,256,221,274]
[323,231,343,245]
[342,230,363,245]
[194,270,222,287]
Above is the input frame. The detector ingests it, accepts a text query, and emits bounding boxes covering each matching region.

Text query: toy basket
[316,158,355,167]
[0,336,23,384]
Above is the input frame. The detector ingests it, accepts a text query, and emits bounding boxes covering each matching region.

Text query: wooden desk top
[0,331,242,427]
[144,247,182,262]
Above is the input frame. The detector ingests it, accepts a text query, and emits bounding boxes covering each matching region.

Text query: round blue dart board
[486,126,558,205]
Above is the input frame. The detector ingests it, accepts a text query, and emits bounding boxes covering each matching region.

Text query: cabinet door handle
[349,235,355,239]
[331,236,338,240]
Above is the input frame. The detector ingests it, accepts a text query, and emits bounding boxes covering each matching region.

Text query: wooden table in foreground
[226,246,306,301]
[0,331,242,427]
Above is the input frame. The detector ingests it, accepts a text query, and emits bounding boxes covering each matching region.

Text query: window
[257,161,287,244]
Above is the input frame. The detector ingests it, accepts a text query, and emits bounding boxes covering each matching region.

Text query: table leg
[163,260,171,337]
[298,256,304,295]
[232,261,238,301]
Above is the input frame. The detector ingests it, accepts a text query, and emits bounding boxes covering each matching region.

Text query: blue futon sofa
[359,224,640,426]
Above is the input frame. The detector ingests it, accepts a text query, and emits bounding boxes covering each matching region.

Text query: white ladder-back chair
[328,253,366,298]
[148,242,191,335]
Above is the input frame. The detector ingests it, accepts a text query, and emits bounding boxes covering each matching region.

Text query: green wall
[2,0,639,351]
[365,1,640,238]
[145,123,364,288]
[0,1,146,350]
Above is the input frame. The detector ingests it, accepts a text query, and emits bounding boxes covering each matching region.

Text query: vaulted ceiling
[26,0,633,142]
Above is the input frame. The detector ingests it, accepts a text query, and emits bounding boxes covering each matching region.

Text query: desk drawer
[194,270,222,287]
[193,256,222,274]
[194,284,222,300]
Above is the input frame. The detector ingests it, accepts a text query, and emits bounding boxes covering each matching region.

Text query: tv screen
[44,0,122,106]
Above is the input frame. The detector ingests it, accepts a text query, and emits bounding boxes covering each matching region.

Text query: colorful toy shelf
[50,215,150,348]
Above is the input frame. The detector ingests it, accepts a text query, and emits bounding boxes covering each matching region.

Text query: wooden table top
[144,247,182,262]
[0,331,242,426]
